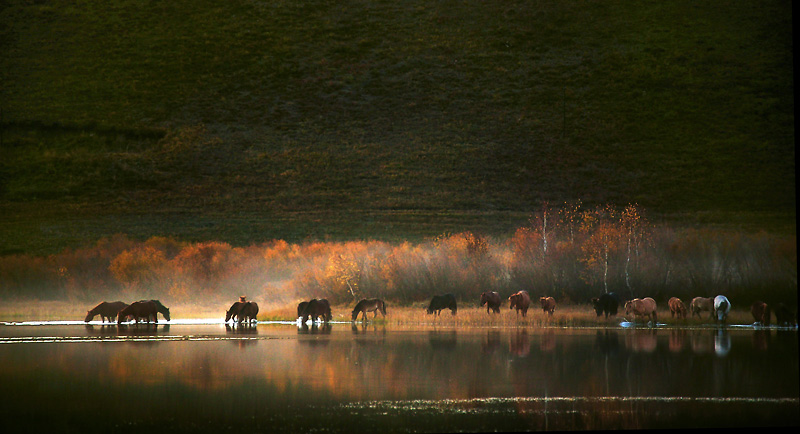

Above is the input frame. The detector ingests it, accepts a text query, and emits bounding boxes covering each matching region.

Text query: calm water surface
[1,320,798,432]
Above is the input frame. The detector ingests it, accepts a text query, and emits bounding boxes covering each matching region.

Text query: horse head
[84,311,94,322]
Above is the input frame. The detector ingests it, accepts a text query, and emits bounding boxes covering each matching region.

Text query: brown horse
[539,296,556,316]
[351,298,387,321]
[117,300,158,324]
[668,297,687,319]
[480,291,501,314]
[625,297,657,322]
[509,291,530,317]
[85,301,128,323]
[300,299,331,323]
[750,301,771,326]
[690,297,714,319]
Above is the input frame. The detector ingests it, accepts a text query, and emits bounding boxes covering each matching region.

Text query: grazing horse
[509,291,531,317]
[539,296,556,316]
[668,297,687,319]
[143,299,171,321]
[427,294,457,316]
[85,301,128,323]
[773,303,797,327]
[117,300,158,325]
[480,291,501,314]
[351,298,387,321]
[300,299,331,323]
[625,297,657,323]
[591,292,620,319]
[750,301,771,326]
[713,295,731,323]
[690,297,714,319]
[225,301,245,323]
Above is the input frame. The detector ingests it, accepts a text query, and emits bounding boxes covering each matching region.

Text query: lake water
[1,320,798,432]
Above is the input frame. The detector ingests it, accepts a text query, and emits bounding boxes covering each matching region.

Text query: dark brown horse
[300,299,331,323]
[351,298,387,321]
[773,303,797,326]
[147,299,171,321]
[225,301,259,323]
[669,297,687,319]
[509,291,530,317]
[750,301,771,326]
[226,301,245,322]
[117,300,158,324]
[480,291,501,314]
[85,301,128,323]
[297,301,309,319]
[427,293,457,316]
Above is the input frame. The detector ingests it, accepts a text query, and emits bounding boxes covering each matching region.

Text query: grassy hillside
[0,0,794,255]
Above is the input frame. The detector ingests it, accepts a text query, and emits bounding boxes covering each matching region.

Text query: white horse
[713,295,731,323]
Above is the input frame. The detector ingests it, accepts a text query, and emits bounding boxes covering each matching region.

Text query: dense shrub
[0,205,796,308]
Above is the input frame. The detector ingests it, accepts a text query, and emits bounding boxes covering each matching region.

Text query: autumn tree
[580,204,622,295]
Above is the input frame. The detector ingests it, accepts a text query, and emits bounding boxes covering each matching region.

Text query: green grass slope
[0,0,794,254]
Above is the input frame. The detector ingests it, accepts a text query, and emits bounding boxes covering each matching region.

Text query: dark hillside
[0,0,794,254]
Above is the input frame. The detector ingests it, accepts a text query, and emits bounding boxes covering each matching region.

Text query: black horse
[351,298,387,321]
[300,299,332,323]
[591,292,620,319]
[427,293,457,316]
[297,301,309,319]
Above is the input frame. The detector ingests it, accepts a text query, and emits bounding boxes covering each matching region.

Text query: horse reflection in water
[690,330,715,354]
[714,329,731,356]
[752,329,770,351]
[225,322,258,335]
[669,329,688,353]
[539,329,556,352]
[595,330,620,355]
[298,322,332,335]
[624,329,657,353]
[428,330,457,350]
[482,330,502,354]
[509,328,530,357]
[350,322,386,336]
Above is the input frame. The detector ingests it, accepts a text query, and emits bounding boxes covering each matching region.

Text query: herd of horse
[591,292,797,326]
[84,292,797,327]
